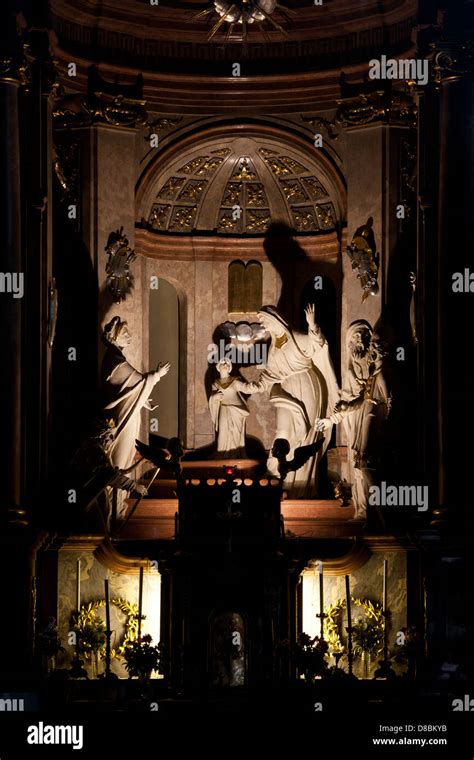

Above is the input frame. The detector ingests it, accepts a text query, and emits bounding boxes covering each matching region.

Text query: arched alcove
[136,123,346,450]
[149,279,180,440]
[137,126,345,233]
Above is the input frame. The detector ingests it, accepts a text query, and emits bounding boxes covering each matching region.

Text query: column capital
[431,41,474,84]
[0,55,30,87]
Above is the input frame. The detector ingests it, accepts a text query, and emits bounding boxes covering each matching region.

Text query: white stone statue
[235,305,339,497]
[316,320,391,518]
[101,316,170,516]
[209,358,249,458]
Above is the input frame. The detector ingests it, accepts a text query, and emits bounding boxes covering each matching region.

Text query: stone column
[0,58,25,527]
[432,39,474,517]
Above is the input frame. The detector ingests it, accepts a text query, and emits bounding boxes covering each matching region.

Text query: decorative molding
[0,56,30,87]
[303,87,417,136]
[94,538,156,574]
[49,8,416,69]
[135,226,341,263]
[304,540,371,575]
[432,41,474,84]
[53,91,147,128]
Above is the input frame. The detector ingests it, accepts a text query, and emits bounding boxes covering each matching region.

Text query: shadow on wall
[263,222,309,329]
[52,232,99,472]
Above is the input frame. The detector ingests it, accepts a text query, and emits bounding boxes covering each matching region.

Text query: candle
[345,575,352,630]
[76,559,81,612]
[104,578,111,634]
[138,566,144,639]
[345,574,353,676]
[318,562,324,638]
[382,559,388,661]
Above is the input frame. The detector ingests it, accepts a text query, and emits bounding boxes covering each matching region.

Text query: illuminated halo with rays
[189,1,295,44]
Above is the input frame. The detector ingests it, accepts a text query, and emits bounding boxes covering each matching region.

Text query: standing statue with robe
[209,358,249,458]
[316,320,391,518]
[235,305,339,497]
[101,316,170,518]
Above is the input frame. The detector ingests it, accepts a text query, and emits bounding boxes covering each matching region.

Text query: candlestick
[76,559,81,612]
[318,562,324,639]
[138,566,144,639]
[345,574,353,677]
[69,558,87,679]
[104,578,111,634]
[104,577,111,677]
[382,559,388,660]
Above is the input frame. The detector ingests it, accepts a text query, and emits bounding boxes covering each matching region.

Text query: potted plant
[123,635,163,684]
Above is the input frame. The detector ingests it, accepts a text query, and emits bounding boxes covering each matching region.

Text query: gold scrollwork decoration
[280,180,308,202]
[246,210,271,232]
[246,183,267,207]
[292,207,317,231]
[232,158,258,181]
[178,180,208,202]
[158,177,185,200]
[169,206,197,231]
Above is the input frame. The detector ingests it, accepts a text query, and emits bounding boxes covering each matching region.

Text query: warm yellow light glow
[301,570,322,639]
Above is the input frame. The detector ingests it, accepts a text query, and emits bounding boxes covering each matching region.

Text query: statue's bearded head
[103,316,132,348]
[349,327,371,359]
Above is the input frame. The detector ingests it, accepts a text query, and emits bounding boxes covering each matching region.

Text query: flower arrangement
[295,633,329,681]
[73,603,107,660]
[36,617,65,658]
[123,635,164,680]
[351,599,385,657]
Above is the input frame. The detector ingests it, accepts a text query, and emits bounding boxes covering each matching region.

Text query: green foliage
[73,602,107,660]
[36,617,65,657]
[123,635,164,679]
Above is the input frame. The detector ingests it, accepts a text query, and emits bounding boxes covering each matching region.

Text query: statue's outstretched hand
[304,303,316,330]
[234,379,262,394]
[156,361,171,379]
[315,417,331,433]
[144,398,159,411]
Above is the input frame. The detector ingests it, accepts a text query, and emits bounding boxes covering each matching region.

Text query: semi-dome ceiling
[49,0,417,72]
[142,135,342,235]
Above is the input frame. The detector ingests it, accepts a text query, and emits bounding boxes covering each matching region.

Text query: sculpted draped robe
[238,321,339,497]
[208,377,249,458]
[101,345,161,472]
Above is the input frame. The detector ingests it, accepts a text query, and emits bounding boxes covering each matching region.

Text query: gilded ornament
[158,177,185,200]
[178,180,208,201]
[169,206,196,230]
[246,211,271,232]
[246,183,267,207]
